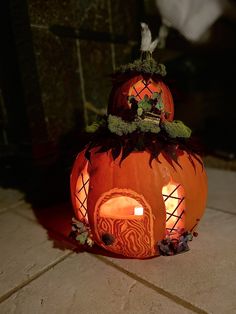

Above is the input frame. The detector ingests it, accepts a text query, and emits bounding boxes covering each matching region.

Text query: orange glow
[128,79,161,106]
[75,162,89,222]
[100,196,144,219]
[162,181,185,238]
[134,206,144,216]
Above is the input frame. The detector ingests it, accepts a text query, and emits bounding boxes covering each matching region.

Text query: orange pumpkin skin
[108,75,174,121]
[70,148,207,258]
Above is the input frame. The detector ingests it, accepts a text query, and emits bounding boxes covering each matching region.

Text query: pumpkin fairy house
[70,23,207,258]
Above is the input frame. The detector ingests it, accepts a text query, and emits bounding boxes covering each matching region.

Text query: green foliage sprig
[69,218,94,247]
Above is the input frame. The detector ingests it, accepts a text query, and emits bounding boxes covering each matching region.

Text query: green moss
[162,120,192,138]
[108,115,137,136]
[138,120,160,134]
[116,58,166,76]
[107,114,162,135]
[86,118,106,133]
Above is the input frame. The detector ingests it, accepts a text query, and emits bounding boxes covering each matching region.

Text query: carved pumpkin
[70,25,207,258]
[70,148,207,258]
[108,74,174,121]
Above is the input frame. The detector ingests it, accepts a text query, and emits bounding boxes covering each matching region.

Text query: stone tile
[0,212,71,298]
[28,0,78,27]
[0,253,193,314]
[11,201,37,221]
[12,201,74,249]
[0,188,24,213]
[28,0,109,32]
[80,40,113,124]
[206,167,236,213]
[114,44,136,69]
[32,28,84,139]
[204,156,236,172]
[101,208,236,314]
[110,0,140,40]
[76,0,110,33]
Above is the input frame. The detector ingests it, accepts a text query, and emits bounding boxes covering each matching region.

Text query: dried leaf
[95,145,110,154]
[164,144,182,169]
[192,153,204,170]
[76,232,88,245]
[111,144,122,160]
[162,151,176,170]
[119,143,135,165]
[84,149,91,162]
[188,154,196,173]
[68,231,77,239]
[87,238,94,247]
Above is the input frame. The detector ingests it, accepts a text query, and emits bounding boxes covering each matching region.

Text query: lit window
[74,162,89,223]
[128,79,162,105]
[162,181,185,238]
[100,196,144,219]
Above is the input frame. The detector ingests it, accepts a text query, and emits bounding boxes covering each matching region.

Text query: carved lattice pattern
[74,172,89,222]
[129,80,157,100]
[162,184,185,237]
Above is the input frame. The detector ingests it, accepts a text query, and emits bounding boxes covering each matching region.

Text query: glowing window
[74,162,89,223]
[128,79,161,105]
[100,196,144,219]
[162,181,185,238]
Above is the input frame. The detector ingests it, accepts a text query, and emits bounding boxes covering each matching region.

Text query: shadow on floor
[0,139,130,259]
[31,200,132,259]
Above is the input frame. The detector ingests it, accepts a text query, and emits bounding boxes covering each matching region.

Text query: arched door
[94,188,155,258]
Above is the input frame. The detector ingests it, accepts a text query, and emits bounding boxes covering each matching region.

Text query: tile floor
[0,168,235,314]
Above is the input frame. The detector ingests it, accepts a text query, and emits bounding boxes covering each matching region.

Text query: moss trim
[86,115,191,138]
[116,58,166,76]
[162,120,192,138]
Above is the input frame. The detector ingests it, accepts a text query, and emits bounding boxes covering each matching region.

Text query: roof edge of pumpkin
[115,57,167,77]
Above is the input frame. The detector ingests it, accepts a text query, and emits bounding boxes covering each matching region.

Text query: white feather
[149,38,159,53]
[140,22,152,51]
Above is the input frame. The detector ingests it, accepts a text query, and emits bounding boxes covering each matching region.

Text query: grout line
[2,201,232,311]
[30,24,49,30]
[94,255,208,314]
[11,207,41,223]
[0,251,74,304]
[107,0,116,71]
[207,206,236,216]
[75,39,88,126]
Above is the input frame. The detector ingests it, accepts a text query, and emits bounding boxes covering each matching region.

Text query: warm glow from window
[134,207,144,216]
[128,79,161,105]
[75,162,89,222]
[162,181,185,238]
[100,196,144,218]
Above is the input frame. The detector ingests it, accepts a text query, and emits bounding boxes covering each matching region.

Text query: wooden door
[94,189,155,258]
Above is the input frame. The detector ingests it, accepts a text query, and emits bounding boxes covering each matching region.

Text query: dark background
[1,0,236,205]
